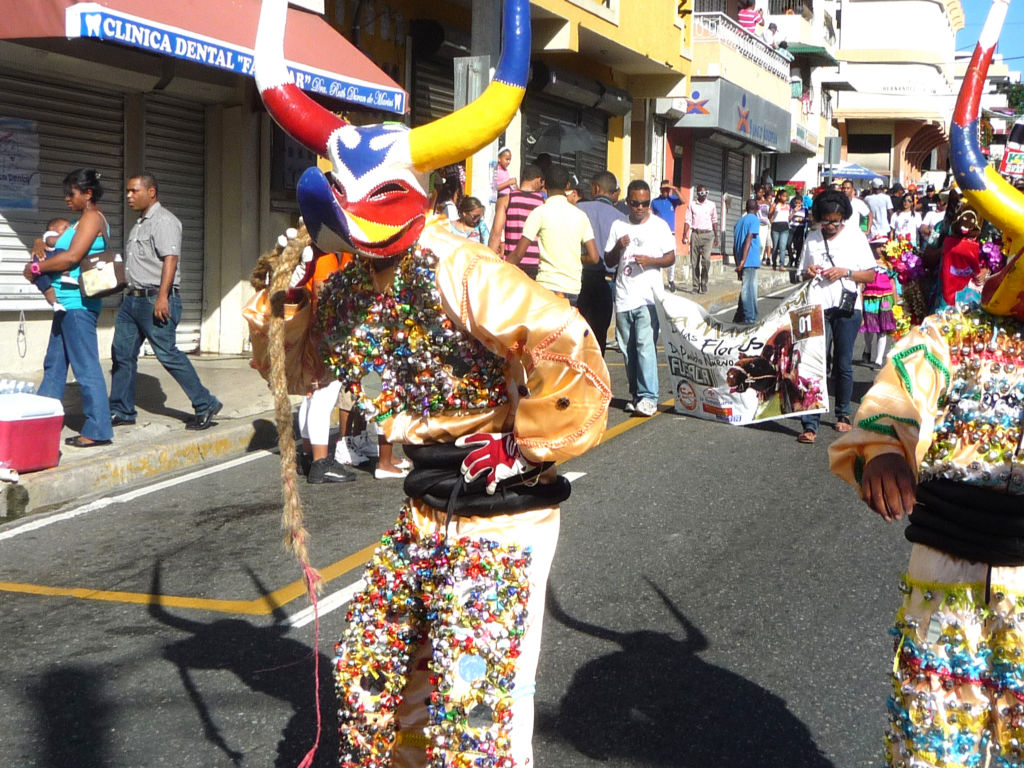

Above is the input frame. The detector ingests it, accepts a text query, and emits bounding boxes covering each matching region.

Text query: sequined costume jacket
[316,219,612,465]
[830,306,1024,560]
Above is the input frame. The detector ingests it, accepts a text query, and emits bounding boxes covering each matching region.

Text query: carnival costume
[829,2,1024,764]
[250,2,611,767]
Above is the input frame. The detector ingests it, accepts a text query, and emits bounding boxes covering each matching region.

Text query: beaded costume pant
[887,544,1024,768]
[334,499,559,768]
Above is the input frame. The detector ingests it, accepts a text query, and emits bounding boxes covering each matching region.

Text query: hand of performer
[860,453,917,522]
[456,432,538,495]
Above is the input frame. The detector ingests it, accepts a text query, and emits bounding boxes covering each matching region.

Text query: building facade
[832,0,964,184]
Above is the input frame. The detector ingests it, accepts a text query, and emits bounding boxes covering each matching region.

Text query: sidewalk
[0,266,795,520]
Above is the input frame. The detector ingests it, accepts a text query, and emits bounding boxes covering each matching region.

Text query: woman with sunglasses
[794,189,876,444]
[448,196,492,248]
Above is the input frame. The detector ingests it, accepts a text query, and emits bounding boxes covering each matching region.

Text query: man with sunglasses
[605,180,677,417]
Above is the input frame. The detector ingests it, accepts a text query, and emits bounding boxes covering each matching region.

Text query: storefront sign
[675,79,791,151]
[657,284,827,425]
[0,119,39,210]
[65,4,406,115]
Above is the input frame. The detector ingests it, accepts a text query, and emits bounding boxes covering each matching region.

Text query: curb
[1,414,281,520]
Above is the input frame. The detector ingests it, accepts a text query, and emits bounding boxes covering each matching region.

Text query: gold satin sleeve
[828,318,952,493]
[419,223,612,464]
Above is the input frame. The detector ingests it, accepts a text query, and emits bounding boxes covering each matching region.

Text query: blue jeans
[38,309,113,442]
[616,304,660,402]
[801,308,862,434]
[770,225,790,267]
[109,293,218,419]
[740,267,759,323]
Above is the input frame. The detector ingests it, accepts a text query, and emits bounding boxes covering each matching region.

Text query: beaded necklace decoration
[317,246,508,422]
[916,307,1024,492]
[335,503,532,768]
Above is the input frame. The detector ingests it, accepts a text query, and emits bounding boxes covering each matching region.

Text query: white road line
[0,450,274,542]
[288,470,591,627]
[288,580,363,628]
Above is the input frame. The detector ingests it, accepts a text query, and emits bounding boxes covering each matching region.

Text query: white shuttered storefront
[0,71,124,309]
[141,94,206,352]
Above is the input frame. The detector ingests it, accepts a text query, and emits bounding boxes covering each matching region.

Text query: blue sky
[957,0,1024,68]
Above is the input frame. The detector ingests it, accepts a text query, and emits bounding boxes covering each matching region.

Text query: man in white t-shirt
[605,180,676,417]
[864,177,893,242]
[841,179,871,233]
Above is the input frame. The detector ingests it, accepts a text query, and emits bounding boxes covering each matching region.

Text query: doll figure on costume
[829,2,1024,764]
[251,1,611,766]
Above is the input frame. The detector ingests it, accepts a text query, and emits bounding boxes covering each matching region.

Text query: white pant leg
[303,379,341,446]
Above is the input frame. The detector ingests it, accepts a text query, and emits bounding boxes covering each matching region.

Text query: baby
[31,217,73,311]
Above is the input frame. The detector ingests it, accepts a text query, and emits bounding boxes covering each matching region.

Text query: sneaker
[334,436,369,466]
[623,401,637,413]
[307,457,355,484]
[635,398,658,417]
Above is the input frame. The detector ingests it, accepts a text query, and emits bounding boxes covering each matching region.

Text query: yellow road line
[2,399,675,614]
[0,542,377,615]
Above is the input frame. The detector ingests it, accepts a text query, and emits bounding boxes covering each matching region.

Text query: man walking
[109,173,222,430]
[733,198,762,323]
[682,184,718,294]
[511,165,599,305]
[488,163,546,278]
[577,171,627,355]
[605,180,676,416]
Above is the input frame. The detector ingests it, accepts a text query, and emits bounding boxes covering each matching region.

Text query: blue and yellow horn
[950,0,1024,318]
[408,0,531,171]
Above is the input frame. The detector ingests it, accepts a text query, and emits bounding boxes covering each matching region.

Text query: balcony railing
[693,13,792,81]
[694,0,726,12]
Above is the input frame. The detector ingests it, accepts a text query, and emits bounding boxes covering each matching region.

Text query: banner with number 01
[657,283,828,425]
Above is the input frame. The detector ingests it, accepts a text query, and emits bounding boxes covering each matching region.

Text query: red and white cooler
[0,393,64,473]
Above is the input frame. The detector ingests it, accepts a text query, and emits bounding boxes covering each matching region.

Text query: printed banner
[0,119,40,210]
[657,283,828,425]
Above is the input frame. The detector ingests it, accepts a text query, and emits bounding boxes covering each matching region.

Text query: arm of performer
[828,320,952,522]
[436,246,611,466]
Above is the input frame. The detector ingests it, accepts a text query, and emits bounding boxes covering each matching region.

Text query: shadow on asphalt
[538,578,835,768]
[147,562,338,767]
[30,665,113,768]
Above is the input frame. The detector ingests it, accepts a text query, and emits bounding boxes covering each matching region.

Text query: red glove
[455,432,537,495]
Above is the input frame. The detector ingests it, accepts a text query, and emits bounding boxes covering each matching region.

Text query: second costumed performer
[252,1,612,767]
[829,0,1024,764]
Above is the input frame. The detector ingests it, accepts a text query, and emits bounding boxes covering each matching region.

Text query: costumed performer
[251,1,612,767]
[829,2,1024,763]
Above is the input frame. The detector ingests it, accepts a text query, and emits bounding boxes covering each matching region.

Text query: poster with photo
[657,283,828,425]
[0,119,40,210]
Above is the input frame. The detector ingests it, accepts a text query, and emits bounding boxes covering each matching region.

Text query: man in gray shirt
[109,173,221,430]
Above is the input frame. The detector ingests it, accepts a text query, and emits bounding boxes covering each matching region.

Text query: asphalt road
[0,293,908,768]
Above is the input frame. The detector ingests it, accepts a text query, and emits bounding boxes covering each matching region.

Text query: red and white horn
[254,0,346,155]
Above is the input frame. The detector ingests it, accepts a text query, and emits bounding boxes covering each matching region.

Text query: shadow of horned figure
[537,578,834,768]
[146,562,338,767]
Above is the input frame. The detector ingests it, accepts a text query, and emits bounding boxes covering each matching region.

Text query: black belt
[403,443,569,516]
[128,287,180,298]
[691,228,713,233]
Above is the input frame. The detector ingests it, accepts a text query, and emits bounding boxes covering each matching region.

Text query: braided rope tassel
[265,224,323,591]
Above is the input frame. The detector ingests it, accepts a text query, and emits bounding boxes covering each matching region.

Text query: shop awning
[785,43,839,68]
[0,0,406,115]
